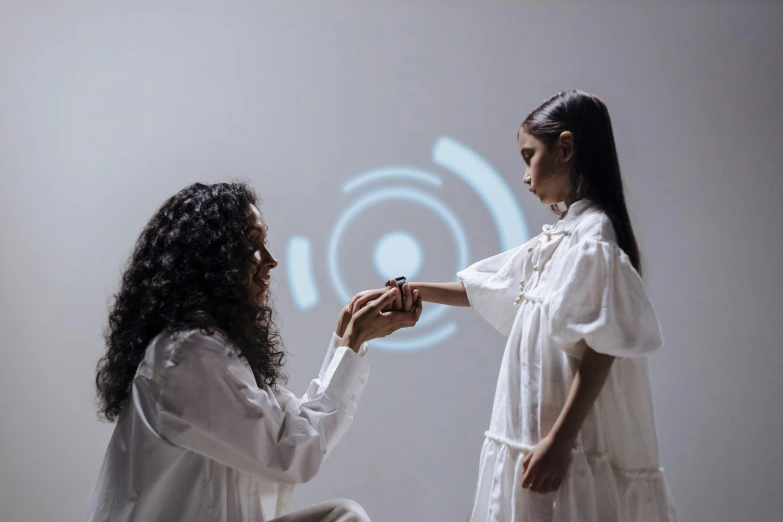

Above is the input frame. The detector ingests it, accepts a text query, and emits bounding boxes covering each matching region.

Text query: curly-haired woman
[85,182,421,522]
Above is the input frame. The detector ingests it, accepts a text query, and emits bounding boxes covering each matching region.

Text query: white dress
[458,200,677,522]
[84,330,369,522]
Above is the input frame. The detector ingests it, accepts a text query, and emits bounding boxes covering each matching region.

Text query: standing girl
[351,91,677,521]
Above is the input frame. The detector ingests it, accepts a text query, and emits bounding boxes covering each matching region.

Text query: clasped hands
[336,279,421,352]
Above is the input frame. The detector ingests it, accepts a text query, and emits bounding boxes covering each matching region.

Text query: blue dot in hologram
[373,232,423,281]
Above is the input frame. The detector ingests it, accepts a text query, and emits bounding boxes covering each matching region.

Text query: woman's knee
[331,498,370,521]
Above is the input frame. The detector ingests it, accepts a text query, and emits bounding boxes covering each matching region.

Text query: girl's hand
[521,435,573,494]
[348,279,412,314]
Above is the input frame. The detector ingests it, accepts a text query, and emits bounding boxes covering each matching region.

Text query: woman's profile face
[247,204,278,304]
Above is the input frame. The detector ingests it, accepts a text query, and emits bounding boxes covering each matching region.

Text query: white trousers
[269,499,371,522]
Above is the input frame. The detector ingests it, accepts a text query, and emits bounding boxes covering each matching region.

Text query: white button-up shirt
[84,329,369,522]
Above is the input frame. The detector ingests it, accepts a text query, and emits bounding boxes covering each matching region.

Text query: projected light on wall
[286,136,530,351]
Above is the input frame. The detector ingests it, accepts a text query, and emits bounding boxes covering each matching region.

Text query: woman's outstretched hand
[348,278,412,314]
[338,279,412,337]
[340,286,422,352]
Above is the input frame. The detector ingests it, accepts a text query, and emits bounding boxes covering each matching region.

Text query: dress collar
[541,198,595,236]
[558,198,595,228]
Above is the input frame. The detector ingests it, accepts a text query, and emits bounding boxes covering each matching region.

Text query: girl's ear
[558,131,575,165]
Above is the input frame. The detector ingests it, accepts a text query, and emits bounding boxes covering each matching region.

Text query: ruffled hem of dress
[468,433,678,522]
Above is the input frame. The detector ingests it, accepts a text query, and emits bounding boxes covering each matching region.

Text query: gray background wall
[1,2,781,521]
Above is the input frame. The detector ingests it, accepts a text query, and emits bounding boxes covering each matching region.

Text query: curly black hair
[96,182,285,422]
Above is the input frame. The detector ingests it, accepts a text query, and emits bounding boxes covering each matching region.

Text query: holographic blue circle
[373,231,424,281]
[371,321,458,352]
[327,185,469,330]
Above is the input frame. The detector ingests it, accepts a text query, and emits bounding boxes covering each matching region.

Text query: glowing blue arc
[286,237,319,310]
[433,136,530,250]
[342,166,443,194]
[327,185,469,329]
[369,322,458,351]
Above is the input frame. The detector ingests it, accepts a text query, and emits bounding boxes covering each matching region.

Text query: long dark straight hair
[521,90,642,274]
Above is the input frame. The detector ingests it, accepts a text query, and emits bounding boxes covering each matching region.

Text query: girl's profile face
[518,130,573,206]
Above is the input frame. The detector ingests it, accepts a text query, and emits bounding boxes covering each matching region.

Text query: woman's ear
[558,131,574,164]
